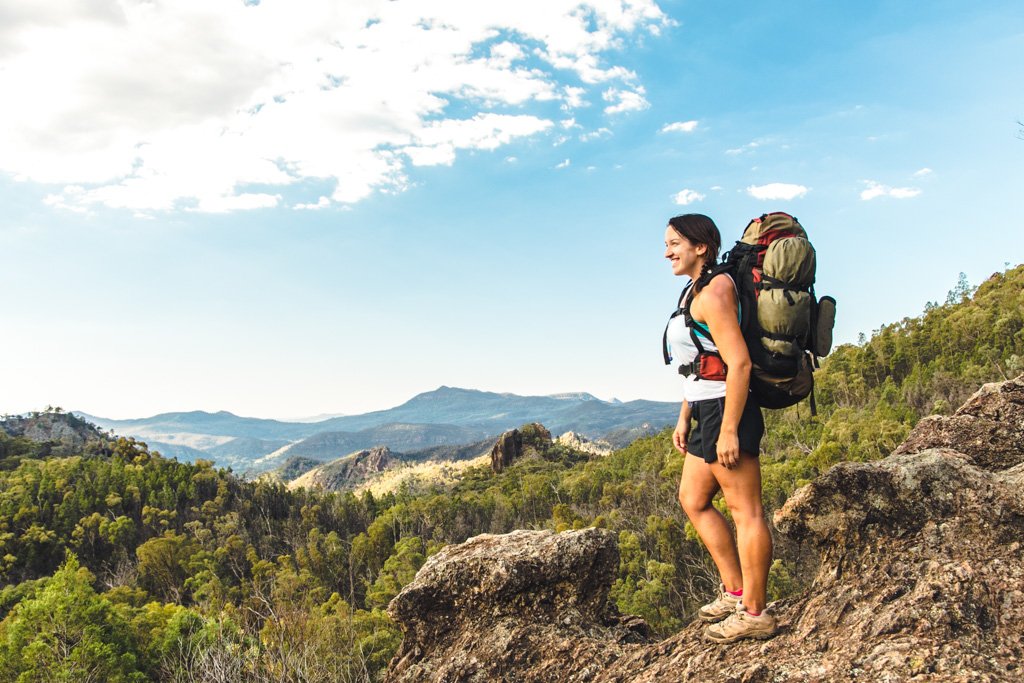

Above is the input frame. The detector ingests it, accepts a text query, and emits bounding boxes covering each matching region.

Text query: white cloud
[580,127,612,142]
[913,167,933,177]
[710,185,723,191]
[672,189,705,205]
[860,181,921,201]
[660,120,698,133]
[562,86,588,109]
[555,159,571,169]
[43,186,90,214]
[746,183,809,200]
[294,196,330,210]
[190,193,281,213]
[602,86,649,114]
[0,0,668,213]
[726,141,761,155]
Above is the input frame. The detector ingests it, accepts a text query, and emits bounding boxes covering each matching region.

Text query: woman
[663,213,777,643]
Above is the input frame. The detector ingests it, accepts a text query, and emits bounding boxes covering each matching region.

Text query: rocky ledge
[385,376,1024,682]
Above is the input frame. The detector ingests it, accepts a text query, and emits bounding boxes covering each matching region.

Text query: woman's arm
[698,275,751,469]
[673,399,691,454]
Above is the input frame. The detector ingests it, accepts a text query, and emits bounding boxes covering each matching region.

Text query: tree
[0,554,146,682]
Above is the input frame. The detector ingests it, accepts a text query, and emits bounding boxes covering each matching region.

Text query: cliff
[385,375,1024,682]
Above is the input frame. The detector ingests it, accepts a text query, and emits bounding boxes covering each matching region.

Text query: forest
[1,265,1021,682]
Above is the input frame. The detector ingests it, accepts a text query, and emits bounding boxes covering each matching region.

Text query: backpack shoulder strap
[662,282,693,365]
[684,266,741,343]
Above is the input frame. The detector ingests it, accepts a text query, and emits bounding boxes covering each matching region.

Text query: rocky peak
[288,445,396,491]
[355,445,393,472]
[386,375,1024,682]
[490,423,552,473]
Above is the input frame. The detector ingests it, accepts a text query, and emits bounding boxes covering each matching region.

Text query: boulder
[385,529,651,682]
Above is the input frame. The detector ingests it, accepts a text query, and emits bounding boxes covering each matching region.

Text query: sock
[745,609,762,617]
[726,588,743,597]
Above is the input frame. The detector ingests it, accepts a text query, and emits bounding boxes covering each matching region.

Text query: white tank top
[665,277,736,403]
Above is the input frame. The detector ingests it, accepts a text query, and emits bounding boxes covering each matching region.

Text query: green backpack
[663,212,837,413]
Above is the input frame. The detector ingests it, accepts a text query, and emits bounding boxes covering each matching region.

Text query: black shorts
[686,395,764,464]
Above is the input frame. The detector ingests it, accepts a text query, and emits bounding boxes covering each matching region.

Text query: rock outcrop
[489,429,522,473]
[490,423,552,473]
[386,376,1024,682]
[288,446,396,491]
[557,431,613,457]
[1,411,110,456]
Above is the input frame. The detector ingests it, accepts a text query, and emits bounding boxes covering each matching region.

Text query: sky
[1,0,1022,420]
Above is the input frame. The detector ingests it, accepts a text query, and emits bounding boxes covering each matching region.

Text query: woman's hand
[672,418,689,455]
[716,428,739,469]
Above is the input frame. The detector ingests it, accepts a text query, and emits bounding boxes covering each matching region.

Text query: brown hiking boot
[704,603,777,643]
[697,584,741,623]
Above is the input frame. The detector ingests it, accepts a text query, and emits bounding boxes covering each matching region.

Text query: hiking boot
[704,603,777,643]
[698,584,741,623]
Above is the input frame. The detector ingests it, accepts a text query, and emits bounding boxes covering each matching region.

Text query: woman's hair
[668,213,721,291]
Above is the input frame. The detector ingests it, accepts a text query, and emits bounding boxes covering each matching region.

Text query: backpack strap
[758,274,812,306]
[662,269,741,373]
[683,268,741,345]
[662,282,693,365]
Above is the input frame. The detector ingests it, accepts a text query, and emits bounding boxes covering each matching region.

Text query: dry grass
[353,454,491,496]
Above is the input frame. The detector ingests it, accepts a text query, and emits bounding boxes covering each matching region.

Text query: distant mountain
[208,437,293,461]
[308,387,678,435]
[396,436,498,464]
[76,410,311,441]
[75,387,679,470]
[147,441,211,463]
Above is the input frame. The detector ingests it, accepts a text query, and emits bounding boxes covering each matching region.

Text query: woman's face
[664,226,706,277]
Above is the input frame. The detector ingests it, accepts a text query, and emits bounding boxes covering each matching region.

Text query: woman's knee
[678,488,714,517]
[727,503,767,528]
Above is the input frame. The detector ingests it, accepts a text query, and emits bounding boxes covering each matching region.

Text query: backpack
[663,212,837,413]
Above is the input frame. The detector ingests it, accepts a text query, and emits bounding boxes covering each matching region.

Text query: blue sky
[2,0,1022,419]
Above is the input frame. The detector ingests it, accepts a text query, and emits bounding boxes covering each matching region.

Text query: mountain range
[76,386,679,473]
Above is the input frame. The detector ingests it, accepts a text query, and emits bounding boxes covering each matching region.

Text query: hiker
[663,213,778,643]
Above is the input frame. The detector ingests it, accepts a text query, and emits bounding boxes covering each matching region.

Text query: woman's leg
[678,453,742,591]
[712,451,772,612]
